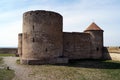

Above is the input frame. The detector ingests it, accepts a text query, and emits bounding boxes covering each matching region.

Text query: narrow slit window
[45,48,48,52]
[32,38,35,42]
[96,47,99,51]
[33,25,34,30]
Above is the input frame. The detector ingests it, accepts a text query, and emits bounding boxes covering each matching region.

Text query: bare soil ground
[3,57,37,80]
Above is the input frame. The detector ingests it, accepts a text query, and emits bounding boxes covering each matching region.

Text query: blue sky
[0,0,120,47]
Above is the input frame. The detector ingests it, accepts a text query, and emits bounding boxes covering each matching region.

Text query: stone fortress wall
[1,47,120,61]
[63,32,92,59]
[18,10,104,64]
[17,10,119,65]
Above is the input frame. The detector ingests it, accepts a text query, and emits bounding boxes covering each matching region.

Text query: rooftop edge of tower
[84,22,103,32]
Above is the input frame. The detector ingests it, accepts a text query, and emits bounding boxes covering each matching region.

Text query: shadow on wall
[58,47,120,69]
[55,47,120,69]
[103,47,112,60]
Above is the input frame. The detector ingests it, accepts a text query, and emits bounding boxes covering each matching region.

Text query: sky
[0,0,120,47]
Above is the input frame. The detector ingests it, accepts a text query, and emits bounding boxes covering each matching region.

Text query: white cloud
[0,0,120,47]
[0,21,22,47]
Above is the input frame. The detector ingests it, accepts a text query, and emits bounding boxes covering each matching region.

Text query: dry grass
[3,57,120,80]
[107,47,120,53]
[23,60,120,80]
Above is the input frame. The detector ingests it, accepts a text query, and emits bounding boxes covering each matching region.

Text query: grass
[0,57,15,80]
[26,60,120,80]
[0,53,15,57]
[1,55,120,80]
[0,57,3,64]
[0,69,15,80]
[16,59,20,64]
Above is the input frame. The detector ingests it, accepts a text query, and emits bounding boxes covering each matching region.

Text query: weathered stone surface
[84,25,104,59]
[63,32,92,59]
[20,10,65,64]
[18,10,104,65]
[21,57,68,65]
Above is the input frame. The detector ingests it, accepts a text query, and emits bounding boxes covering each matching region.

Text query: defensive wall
[17,10,120,64]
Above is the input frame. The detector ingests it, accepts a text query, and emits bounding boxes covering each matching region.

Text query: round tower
[84,22,104,59]
[22,10,63,64]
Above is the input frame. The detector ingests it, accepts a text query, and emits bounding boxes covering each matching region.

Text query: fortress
[18,10,104,64]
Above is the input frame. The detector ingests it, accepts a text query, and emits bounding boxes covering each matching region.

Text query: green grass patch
[0,53,15,57]
[16,59,20,64]
[0,57,3,64]
[0,57,15,80]
[0,69,15,80]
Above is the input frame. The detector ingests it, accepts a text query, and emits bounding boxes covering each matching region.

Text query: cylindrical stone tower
[18,33,22,57]
[21,10,63,64]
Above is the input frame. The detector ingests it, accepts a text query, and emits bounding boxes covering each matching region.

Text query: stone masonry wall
[85,30,103,59]
[63,32,92,59]
[18,10,106,64]
[22,10,63,64]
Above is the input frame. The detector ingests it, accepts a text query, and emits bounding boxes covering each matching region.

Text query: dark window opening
[30,13,32,15]
[96,47,99,51]
[33,25,34,30]
[49,13,52,16]
[32,38,35,42]
[59,55,64,58]
[45,48,48,52]
[36,12,39,15]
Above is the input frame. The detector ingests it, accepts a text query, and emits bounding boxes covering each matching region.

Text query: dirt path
[3,57,39,80]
